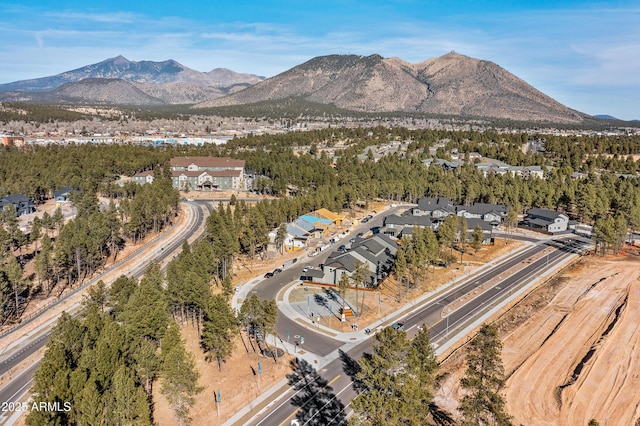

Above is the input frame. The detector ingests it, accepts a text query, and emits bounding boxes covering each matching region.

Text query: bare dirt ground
[153,324,296,426]
[435,251,640,426]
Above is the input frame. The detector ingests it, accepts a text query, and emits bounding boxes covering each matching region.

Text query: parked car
[357,232,364,238]
[264,272,274,278]
[350,237,356,243]
[273,268,283,274]
[391,322,405,331]
[302,266,310,273]
[338,244,346,252]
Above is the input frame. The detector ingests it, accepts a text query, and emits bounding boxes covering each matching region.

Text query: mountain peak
[198,52,586,124]
[111,54,129,62]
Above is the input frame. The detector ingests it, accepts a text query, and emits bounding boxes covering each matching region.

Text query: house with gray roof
[0,194,36,216]
[412,197,453,216]
[456,203,508,224]
[307,234,397,287]
[53,187,79,203]
[524,208,569,233]
[381,213,435,238]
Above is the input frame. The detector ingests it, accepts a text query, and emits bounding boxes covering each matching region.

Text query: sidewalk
[276,239,536,343]
[224,239,541,425]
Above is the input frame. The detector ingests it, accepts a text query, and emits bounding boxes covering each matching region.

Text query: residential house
[0,194,36,216]
[132,170,155,185]
[312,208,344,226]
[456,203,508,224]
[307,234,397,287]
[381,214,434,238]
[423,157,466,170]
[524,208,569,233]
[509,166,544,179]
[411,197,454,216]
[299,215,333,237]
[463,218,494,244]
[53,187,79,203]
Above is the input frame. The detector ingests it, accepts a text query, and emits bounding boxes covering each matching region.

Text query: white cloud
[45,11,138,24]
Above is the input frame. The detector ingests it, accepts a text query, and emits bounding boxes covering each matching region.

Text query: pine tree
[459,324,512,426]
[351,326,432,425]
[471,224,484,254]
[112,365,152,425]
[458,215,468,264]
[286,358,346,426]
[161,338,203,426]
[201,294,237,369]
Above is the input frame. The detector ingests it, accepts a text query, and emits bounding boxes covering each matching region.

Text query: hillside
[198,52,587,123]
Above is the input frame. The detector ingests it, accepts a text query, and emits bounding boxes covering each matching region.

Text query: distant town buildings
[1,135,25,147]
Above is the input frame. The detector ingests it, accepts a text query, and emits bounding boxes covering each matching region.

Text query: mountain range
[0,53,597,123]
[0,56,264,104]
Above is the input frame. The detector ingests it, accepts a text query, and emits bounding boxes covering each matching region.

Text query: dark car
[264,272,274,278]
[338,244,346,252]
[391,322,405,331]
[273,268,283,274]
[357,232,364,238]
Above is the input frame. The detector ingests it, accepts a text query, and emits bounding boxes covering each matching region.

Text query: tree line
[0,176,179,325]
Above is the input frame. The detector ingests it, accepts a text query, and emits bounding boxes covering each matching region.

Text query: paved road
[244,237,592,426]
[0,202,207,422]
[248,206,408,356]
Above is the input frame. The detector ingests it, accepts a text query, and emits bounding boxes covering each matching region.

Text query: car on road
[391,322,405,331]
[302,266,310,273]
[338,244,346,252]
[264,272,274,278]
[357,232,364,238]
[273,268,283,274]
[350,237,356,243]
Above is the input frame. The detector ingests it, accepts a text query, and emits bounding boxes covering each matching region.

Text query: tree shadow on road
[338,349,367,393]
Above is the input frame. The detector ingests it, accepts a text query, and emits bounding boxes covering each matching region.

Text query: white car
[303,266,310,272]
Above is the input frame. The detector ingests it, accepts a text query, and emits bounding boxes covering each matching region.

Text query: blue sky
[1,1,638,120]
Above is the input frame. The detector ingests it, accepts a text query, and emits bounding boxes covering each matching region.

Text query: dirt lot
[435,252,640,426]
[153,325,295,426]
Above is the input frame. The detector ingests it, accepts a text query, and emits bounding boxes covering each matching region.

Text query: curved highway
[0,202,207,422]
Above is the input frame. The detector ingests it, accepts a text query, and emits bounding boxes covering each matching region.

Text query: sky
[1,1,638,120]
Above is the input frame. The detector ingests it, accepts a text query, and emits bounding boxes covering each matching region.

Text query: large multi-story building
[170,156,245,191]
